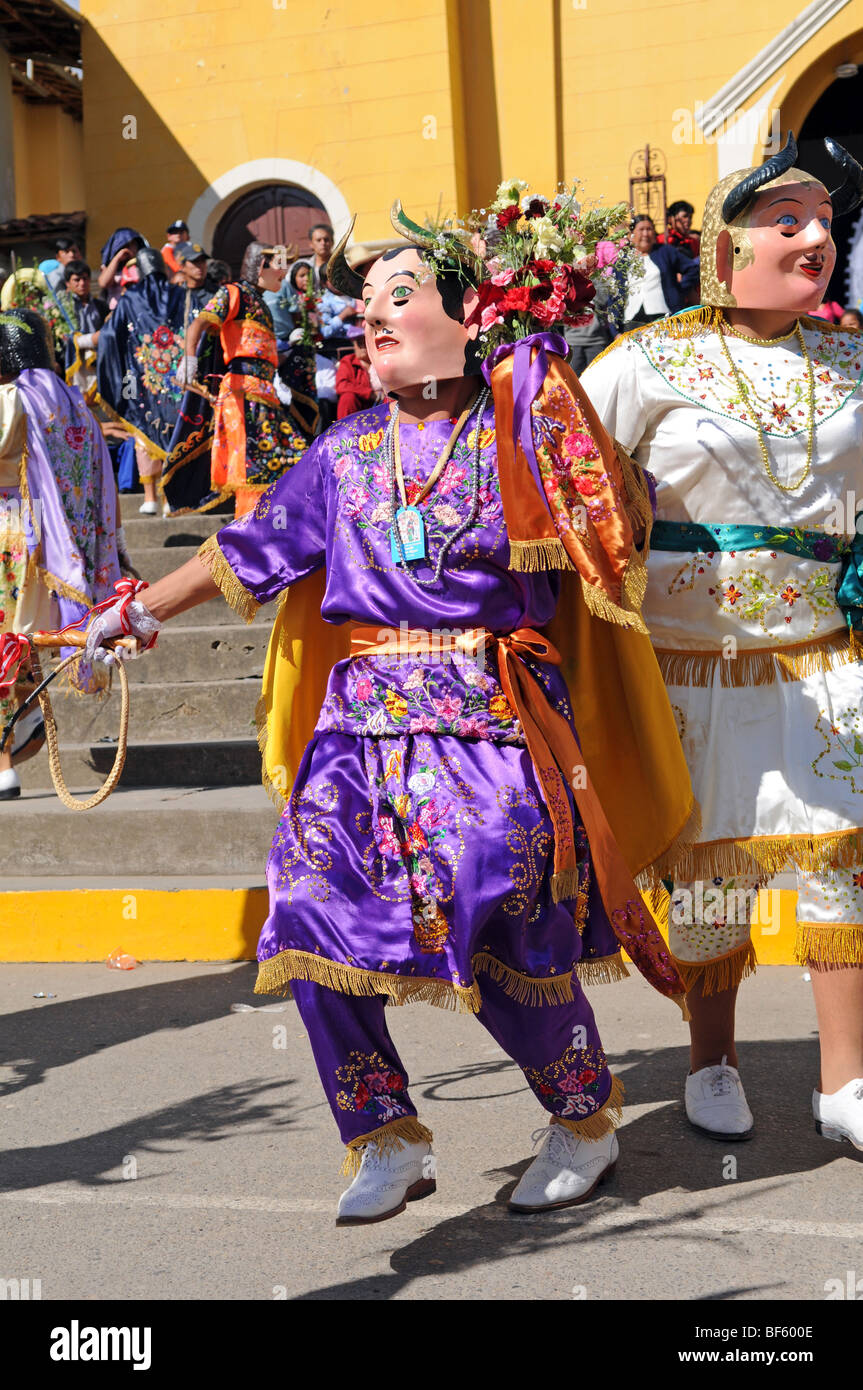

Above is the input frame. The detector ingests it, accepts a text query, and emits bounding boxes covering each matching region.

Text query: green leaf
[854,736,863,755]
[833,759,854,770]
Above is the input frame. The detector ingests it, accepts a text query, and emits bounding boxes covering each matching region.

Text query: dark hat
[175,241,208,264]
[166,219,189,234]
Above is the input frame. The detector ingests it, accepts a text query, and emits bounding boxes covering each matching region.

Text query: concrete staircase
[1,497,280,896]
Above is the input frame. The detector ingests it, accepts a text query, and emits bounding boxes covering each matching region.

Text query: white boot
[336,1139,436,1226]
[508,1123,619,1213]
[685,1056,754,1140]
[813,1078,863,1150]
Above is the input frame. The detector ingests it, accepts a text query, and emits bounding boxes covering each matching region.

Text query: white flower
[533,216,565,257]
[408,771,436,794]
[367,708,389,735]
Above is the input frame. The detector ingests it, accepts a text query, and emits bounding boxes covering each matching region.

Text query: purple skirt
[255,730,622,1008]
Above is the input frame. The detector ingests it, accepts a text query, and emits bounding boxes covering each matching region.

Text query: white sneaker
[508,1124,619,1212]
[138,500,158,516]
[0,767,21,801]
[685,1056,754,1140]
[813,1078,863,1151]
[336,1139,436,1226]
[11,705,45,764]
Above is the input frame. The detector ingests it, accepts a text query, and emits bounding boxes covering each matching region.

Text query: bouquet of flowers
[295,291,322,350]
[3,265,73,363]
[464,181,638,359]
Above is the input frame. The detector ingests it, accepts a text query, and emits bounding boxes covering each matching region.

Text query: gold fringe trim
[254,947,483,1014]
[553,1073,625,1140]
[508,536,575,572]
[255,690,288,813]
[659,827,863,882]
[575,952,630,985]
[795,923,863,968]
[37,566,90,609]
[551,865,582,905]
[197,534,260,623]
[588,308,725,368]
[92,394,166,461]
[636,797,703,890]
[616,440,654,558]
[579,571,649,634]
[473,952,575,1006]
[673,940,758,998]
[341,1117,434,1178]
[656,629,860,689]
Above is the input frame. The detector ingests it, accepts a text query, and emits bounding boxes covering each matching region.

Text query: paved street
[0,962,860,1302]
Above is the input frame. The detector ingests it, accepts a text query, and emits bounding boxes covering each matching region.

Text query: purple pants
[291,972,621,1157]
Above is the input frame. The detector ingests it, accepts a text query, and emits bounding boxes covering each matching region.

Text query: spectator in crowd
[320,281,364,341]
[63,259,109,398]
[659,200,700,258]
[840,307,863,330]
[622,215,699,331]
[174,242,211,308]
[564,276,616,373]
[335,339,377,419]
[298,223,334,293]
[41,237,84,293]
[98,228,146,308]
[204,259,231,294]
[809,298,845,323]
[161,220,189,275]
[263,263,302,347]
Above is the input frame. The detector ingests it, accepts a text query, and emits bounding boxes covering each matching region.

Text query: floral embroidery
[668,875,761,962]
[134,325,184,404]
[711,566,836,638]
[812,707,863,793]
[523,1043,608,1120]
[637,323,863,435]
[318,652,523,743]
[375,751,454,952]
[335,1050,411,1124]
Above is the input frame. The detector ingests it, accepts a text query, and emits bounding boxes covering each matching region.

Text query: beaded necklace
[716,319,816,493]
[386,386,491,587]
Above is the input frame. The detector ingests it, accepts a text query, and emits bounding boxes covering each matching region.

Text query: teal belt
[651,520,862,631]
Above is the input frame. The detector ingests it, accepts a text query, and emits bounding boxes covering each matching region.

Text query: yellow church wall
[11,97,85,220]
[555,0,863,226]
[80,0,467,263]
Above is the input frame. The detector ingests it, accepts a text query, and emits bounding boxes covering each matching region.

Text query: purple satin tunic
[215,399,619,995]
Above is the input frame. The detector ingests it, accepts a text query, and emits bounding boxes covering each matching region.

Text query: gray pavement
[0,962,860,1301]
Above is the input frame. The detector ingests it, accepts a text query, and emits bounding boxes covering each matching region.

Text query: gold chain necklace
[716,320,816,493]
[723,319,800,346]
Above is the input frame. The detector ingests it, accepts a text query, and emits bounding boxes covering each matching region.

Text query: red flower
[386,1072,404,1091]
[574,477,596,496]
[466,280,505,328]
[501,286,532,313]
[153,325,174,348]
[496,205,521,229]
[354,1083,370,1109]
[531,258,556,275]
[524,197,549,219]
[577,1068,597,1084]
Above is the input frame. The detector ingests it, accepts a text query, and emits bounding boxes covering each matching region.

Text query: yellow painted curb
[2,889,268,962]
[1,885,802,964]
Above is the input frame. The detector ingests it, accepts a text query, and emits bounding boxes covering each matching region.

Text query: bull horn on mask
[824,137,863,218]
[721,131,799,224]
[326,219,364,298]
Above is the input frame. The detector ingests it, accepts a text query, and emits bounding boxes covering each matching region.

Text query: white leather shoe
[336,1139,436,1226]
[813,1078,863,1150]
[138,500,158,515]
[0,767,21,801]
[508,1124,619,1213]
[685,1056,754,1140]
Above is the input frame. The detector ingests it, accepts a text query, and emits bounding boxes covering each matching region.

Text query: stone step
[119,491,234,522]
[20,738,262,791]
[127,545,200,584]
[119,624,269,686]
[48,677,262,743]
[163,596,272,629]
[120,513,226,549]
[0,784,278,876]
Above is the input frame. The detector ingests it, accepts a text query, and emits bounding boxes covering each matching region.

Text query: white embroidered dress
[582,322,863,967]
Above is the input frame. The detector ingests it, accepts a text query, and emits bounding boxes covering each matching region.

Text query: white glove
[175,355,198,388]
[84,598,161,667]
[77,332,96,351]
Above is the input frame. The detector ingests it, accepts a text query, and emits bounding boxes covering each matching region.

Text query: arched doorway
[212,184,328,276]
[797,65,863,306]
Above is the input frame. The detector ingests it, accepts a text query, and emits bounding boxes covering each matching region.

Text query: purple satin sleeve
[214,435,328,604]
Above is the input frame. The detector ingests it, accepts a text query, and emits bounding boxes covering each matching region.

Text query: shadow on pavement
[0,1078,297,1191]
[0,963,259,1096]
